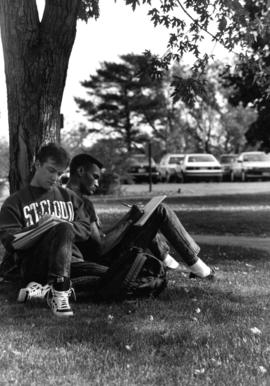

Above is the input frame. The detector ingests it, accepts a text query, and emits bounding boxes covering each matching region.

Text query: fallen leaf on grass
[125,345,132,352]
[258,366,267,374]
[149,315,154,321]
[194,368,205,375]
[250,327,262,335]
[195,308,201,314]
[210,358,222,367]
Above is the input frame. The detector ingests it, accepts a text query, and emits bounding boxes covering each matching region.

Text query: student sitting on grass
[66,153,216,280]
[0,143,94,317]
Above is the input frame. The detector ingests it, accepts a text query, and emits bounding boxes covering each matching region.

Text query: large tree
[0,0,98,192]
[75,54,168,152]
[1,0,269,192]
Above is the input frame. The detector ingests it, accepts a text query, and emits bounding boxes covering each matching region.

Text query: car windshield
[220,155,236,163]
[169,156,184,164]
[243,153,268,162]
[187,155,215,162]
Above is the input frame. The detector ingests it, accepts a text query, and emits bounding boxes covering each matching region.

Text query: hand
[128,204,144,223]
[38,214,58,225]
[2,233,15,252]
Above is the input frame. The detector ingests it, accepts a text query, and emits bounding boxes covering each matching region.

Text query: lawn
[0,192,269,385]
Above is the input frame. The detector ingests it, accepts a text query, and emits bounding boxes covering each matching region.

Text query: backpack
[93,247,167,301]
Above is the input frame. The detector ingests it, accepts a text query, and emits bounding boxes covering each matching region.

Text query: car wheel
[216,176,222,182]
[175,174,182,183]
[241,170,246,182]
[165,172,170,183]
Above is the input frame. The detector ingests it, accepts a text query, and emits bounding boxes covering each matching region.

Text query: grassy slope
[96,192,270,236]
[0,193,269,385]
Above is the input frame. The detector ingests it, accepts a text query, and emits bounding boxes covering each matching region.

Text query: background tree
[1,0,269,192]
[218,102,258,154]
[75,54,169,152]
[74,58,257,160]
[0,137,9,179]
[222,26,270,150]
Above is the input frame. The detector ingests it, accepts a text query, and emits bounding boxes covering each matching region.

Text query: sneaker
[17,281,51,302]
[47,287,74,317]
[164,254,180,270]
[189,268,216,281]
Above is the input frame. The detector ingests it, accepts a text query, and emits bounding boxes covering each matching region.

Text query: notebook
[12,217,71,250]
[133,195,167,226]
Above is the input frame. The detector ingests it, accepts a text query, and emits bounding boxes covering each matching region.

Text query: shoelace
[54,290,70,310]
[28,284,49,299]
[47,287,76,306]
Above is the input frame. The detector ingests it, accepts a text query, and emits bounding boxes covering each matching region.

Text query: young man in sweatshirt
[66,153,216,280]
[0,143,92,317]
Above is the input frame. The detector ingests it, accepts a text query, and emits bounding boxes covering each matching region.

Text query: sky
[0,0,233,141]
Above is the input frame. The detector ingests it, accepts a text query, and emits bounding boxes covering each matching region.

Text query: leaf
[250,327,262,335]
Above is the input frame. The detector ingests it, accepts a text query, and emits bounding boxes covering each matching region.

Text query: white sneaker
[164,254,180,270]
[47,287,74,317]
[17,281,50,303]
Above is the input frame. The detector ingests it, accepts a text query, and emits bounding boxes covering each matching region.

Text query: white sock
[164,253,180,270]
[190,258,211,278]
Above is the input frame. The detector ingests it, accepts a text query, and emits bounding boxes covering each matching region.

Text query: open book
[12,217,71,250]
[101,195,167,255]
[133,195,167,226]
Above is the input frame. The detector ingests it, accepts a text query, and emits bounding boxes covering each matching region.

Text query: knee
[156,203,170,216]
[53,222,74,238]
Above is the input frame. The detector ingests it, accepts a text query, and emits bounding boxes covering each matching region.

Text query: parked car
[219,154,237,180]
[181,153,223,182]
[230,151,270,181]
[124,154,160,183]
[158,153,185,182]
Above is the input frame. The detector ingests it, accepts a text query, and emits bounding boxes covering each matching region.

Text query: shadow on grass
[0,243,269,352]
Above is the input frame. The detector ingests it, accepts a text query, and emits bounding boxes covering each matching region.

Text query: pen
[122,202,132,208]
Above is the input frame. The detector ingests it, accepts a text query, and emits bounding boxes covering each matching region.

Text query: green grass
[0,193,269,385]
[96,192,270,236]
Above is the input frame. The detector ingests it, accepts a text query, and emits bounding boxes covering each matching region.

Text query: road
[1,180,270,204]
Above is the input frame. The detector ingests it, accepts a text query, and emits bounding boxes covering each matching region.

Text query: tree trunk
[0,0,80,193]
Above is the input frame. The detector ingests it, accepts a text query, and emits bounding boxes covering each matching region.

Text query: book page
[12,217,71,249]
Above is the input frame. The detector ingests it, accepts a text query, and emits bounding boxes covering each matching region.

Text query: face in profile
[32,158,66,190]
[79,163,101,195]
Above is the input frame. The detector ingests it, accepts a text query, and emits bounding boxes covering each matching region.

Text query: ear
[77,166,84,177]
[35,160,41,169]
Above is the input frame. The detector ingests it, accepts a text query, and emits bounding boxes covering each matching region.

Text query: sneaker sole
[17,288,28,303]
[53,310,74,317]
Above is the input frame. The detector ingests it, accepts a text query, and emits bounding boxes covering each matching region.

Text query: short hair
[69,153,103,175]
[36,142,70,168]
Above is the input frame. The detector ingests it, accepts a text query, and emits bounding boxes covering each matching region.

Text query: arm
[103,204,143,234]
[0,198,24,251]
[100,205,143,255]
[71,196,92,242]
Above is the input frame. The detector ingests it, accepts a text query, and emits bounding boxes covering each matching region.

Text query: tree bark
[0,0,80,192]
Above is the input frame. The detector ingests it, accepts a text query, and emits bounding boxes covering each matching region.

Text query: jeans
[19,223,74,285]
[18,222,109,286]
[103,203,200,267]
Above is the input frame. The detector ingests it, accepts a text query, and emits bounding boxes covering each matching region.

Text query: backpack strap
[123,252,147,289]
